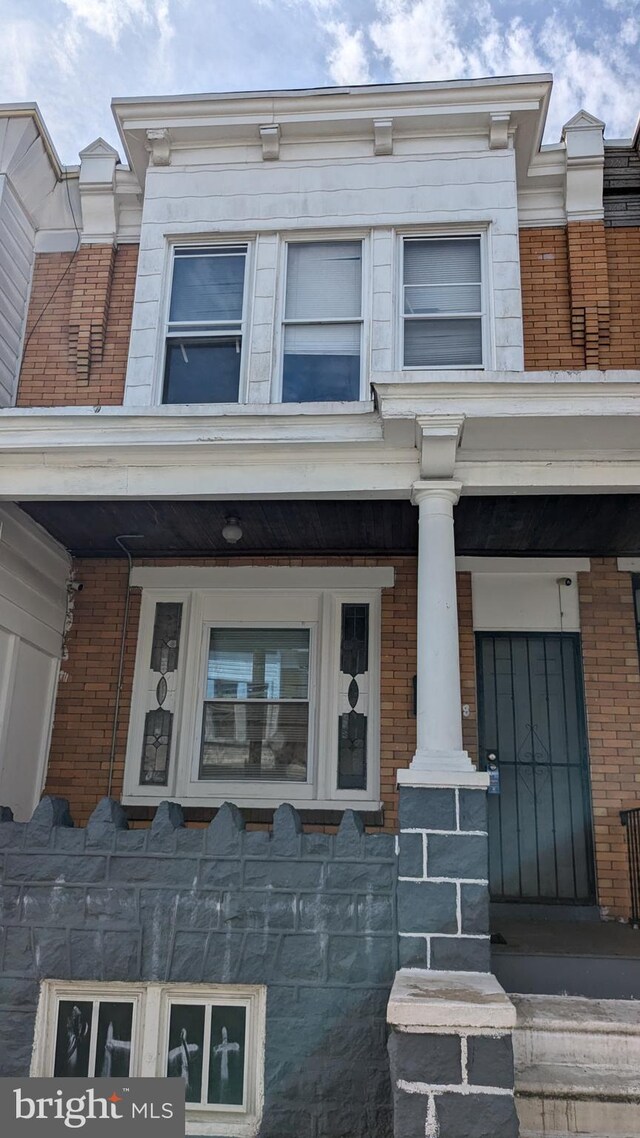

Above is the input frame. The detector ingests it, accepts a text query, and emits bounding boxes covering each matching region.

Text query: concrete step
[512,994,640,1137]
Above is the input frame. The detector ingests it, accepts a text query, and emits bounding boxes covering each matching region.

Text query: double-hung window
[164,245,247,404]
[402,236,484,368]
[282,240,363,402]
[125,569,385,809]
[32,981,266,1138]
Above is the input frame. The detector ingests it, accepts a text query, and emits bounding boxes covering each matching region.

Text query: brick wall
[43,557,480,831]
[520,225,640,370]
[579,558,640,917]
[16,244,138,407]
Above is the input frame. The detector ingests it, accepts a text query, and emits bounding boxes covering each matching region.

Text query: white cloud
[325,21,373,84]
[60,0,169,46]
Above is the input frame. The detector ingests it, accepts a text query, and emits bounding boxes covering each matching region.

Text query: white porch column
[408,480,473,774]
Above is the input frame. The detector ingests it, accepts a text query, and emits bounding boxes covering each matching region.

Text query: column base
[399,759,489,790]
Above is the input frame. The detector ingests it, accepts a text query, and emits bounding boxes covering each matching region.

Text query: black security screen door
[477,632,595,903]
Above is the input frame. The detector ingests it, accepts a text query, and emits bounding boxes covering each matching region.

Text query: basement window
[123,574,382,810]
[32,982,266,1138]
[163,245,248,404]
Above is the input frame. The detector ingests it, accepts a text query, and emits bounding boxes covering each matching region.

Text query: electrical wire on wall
[107,535,143,797]
[22,173,82,358]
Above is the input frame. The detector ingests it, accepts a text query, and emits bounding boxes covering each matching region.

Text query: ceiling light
[222,516,243,544]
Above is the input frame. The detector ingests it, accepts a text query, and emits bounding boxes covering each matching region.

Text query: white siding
[124,142,524,405]
[0,176,34,406]
[0,505,70,820]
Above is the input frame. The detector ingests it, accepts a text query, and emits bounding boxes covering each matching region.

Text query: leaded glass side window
[337,603,369,790]
[139,601,183,786]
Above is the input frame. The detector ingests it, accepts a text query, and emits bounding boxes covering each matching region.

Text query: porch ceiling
[18,494,640,558]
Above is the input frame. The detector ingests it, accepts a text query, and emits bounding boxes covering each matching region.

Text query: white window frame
[397,229,491,371]
[123,569,383,810]
[159,240,254,406]
[273,232,370,403]
[31,981,267,1138]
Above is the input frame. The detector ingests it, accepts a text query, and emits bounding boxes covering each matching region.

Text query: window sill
[122,803,385,827]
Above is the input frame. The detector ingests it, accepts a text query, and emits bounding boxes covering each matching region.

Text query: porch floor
[491,916,640,1000]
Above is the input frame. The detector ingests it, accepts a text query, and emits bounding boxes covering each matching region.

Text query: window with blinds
[282,241,363,402]
[402,236,483,368]
[163,246,247,404]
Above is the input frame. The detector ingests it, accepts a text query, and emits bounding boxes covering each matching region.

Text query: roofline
[0,102,68,180]
[111,72,553,116]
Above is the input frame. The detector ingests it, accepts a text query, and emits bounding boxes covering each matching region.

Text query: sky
[0,0,638,165]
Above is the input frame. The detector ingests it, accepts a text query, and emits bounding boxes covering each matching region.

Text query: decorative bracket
[415,414,465,479]
[373,119,393,156]
[146,128,171,166]
[259,124,281,161]
[489,113,511,150]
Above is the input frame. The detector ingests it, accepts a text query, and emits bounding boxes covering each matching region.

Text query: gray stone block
[259,1106,316,1138]
[398,935,428,968]
[109,856,198,886]
[86,798,128,846]
[206,801,244,856]
[245,859,323,890]
[335,810,365,858]
[175,829,203,853]
[26,796,73,845]
[398,832,423,878]
[436,1091,519,1137]
[22,885,85,925]
[175,890,222,930]
[243,830,270,856]
[399,786,456,831]
[271,803,302,857]
[223,891,295,931]
[32,927,69,977]
[430,935,491,972]
[85,887,138,924]
[0,884,20,921]
[103,930,140,981]
[238,931,282,982]
[5,854,106,883]
[461,883,489,934]
[458,788,488,832]
[0,822,24,848]
[279,933,325,981]
[392,1087,432,1138]
[302,832,333,857]
[397,880,457,934]
[199,859,242,889]
[0,1008,39,1076]
[467,1035,514,1089]
[389,1029,461,1084]
[202,931,244,982]
[53,827,86,850]
[365,833,395,860]
[327,862,394,892]
[168,931,206,980]
[115,830,147,851]
[328,935,394,984]
[427,833,488,880]
[3,927,34,974]
[356,895,394,933]
[69,930,104,980]
[148,800,185,847]
[0,807,13,822]
[299,894,355,932]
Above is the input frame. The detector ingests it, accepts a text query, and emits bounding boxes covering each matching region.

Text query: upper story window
[164,245,248,404]
[402,236,484,368]
[282,241,362,402]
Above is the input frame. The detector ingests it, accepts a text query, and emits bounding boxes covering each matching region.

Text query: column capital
[411,480,463,508]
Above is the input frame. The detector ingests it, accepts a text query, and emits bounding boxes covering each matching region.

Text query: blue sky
[0,0,638,164]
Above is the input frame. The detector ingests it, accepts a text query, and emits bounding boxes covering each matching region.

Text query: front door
[477,632,595,904]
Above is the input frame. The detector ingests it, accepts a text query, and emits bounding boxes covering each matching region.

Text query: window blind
[403,237,483,367]
[285,242,362,320]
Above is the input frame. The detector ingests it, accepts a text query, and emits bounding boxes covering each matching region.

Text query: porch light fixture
[222,515,243,544]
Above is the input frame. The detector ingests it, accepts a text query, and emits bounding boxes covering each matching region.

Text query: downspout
[107,535,143,798]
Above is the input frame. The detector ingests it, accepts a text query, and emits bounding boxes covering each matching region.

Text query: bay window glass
[283,241,362,401]
[199,627,311,782]
[403,236,483,367]
[164,246,247,403]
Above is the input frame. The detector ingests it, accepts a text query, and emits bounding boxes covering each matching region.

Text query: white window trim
[395,227,492,371]
[156,239,255,407]
[31,981,267,1138]
[272,231,371,404]
[124,568,385,810]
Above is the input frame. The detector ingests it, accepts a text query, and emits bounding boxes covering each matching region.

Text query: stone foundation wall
[0,796,398,1138]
